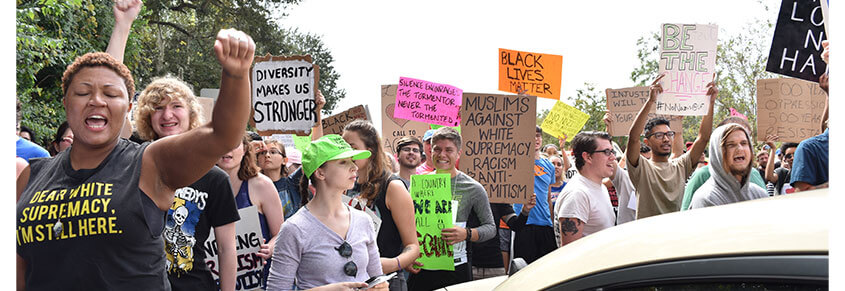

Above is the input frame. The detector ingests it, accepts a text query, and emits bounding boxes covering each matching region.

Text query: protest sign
[605,86,683,136]
[203,206,263,291]
[756,78,826,143]
[251,54,320,136]
[657,23,718,116]
[394,77,462,127]
[321,105,370,135]
[410,174,454,271]
[266,134,311,151]
[460,93,536,204]
[498,48,563,100]
[382,85,431,156]
[766,0,827,82]
[540,101,590,140]
[197,97,214,123]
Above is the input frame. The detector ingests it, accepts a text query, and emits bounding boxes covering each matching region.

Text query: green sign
[410,174,454,271]
[293,134,312,151]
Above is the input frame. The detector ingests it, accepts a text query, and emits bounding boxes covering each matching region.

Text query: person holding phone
[267,135,387,290]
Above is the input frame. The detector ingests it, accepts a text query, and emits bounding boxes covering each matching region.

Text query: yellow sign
[540,101,589,139]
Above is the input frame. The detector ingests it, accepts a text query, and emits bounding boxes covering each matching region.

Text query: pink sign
[393,77,463,127]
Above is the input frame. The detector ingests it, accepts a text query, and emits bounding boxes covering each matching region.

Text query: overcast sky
[279,0,778,130]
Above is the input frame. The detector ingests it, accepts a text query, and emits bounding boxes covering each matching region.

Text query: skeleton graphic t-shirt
[165,166,240,290]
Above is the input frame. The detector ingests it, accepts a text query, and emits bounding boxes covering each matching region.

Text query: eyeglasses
[257,149,285,158]
[335,241,357,276]
[590,148,616,157]
[647,131,675,139]
[784,153,794,159]
[400,147,421,153]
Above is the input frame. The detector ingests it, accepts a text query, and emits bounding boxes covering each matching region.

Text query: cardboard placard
[321,105,370,135]
[657,23,718,116]
[765,0,827,82]
[540,101,590,140]
[197,97,215,123]
[381,85,431,156]
[410,174,454,271]
[394,77,462,127]
[250,54,320,136]
[460,93,536,204]
[756,78,826,143]
[203,206,263,291]
[605,86,683,137]
[498,48,563,100]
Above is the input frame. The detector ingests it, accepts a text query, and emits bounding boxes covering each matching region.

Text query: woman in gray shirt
[267,135,387,290]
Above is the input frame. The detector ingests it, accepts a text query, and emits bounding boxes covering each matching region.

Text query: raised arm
[627,74,665,167]
[686,81,719,162]
[105,0,142,63]
[670,119,684,159]
[311,90,326,141]
[141,29,255,209]
[764,135,779,183]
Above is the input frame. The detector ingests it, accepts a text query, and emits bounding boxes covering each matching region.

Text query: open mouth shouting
[85,114,108,131]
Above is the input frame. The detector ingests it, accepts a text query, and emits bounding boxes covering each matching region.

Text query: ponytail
[299,172,312,206]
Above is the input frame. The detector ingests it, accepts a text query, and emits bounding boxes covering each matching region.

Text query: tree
[16,0,346,148]
[629,17,776,145]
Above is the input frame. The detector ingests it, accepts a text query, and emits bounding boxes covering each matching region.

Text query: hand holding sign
[214,29,255,79]
[441,226,467,246]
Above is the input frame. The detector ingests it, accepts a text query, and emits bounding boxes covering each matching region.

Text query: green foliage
[17,0,345,148]
[17,0,113,146]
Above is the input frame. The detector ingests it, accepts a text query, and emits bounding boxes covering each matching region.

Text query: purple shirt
[267,205,382,290]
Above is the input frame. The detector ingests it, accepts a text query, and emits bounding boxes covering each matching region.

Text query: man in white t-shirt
[554,131,617,247]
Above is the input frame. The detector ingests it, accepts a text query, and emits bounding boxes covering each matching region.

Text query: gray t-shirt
[267,205,382,290]
[611,166,637,225]
[451,171,496,266]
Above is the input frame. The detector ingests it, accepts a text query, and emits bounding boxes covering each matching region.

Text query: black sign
[766,0,827,83]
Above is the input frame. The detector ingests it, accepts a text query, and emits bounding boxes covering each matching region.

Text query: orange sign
[498,48,562,100]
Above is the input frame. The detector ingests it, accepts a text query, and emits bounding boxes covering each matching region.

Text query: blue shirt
[791,129,829,187]
[274,168,304,219]
[513,158,555,227]
[16,136,49,162]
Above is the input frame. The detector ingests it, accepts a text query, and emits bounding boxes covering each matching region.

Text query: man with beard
[554,131,616,246]
[395,136,423,187]
[689,124,768,208]
[626,73,718,219]
[681,117,768,211]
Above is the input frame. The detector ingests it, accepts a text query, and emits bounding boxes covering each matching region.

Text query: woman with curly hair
[135,75,240,291]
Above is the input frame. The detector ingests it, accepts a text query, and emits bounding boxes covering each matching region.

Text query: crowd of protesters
[15,1,830,290]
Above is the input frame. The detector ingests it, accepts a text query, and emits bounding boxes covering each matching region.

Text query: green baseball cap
[302,134,371,178]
